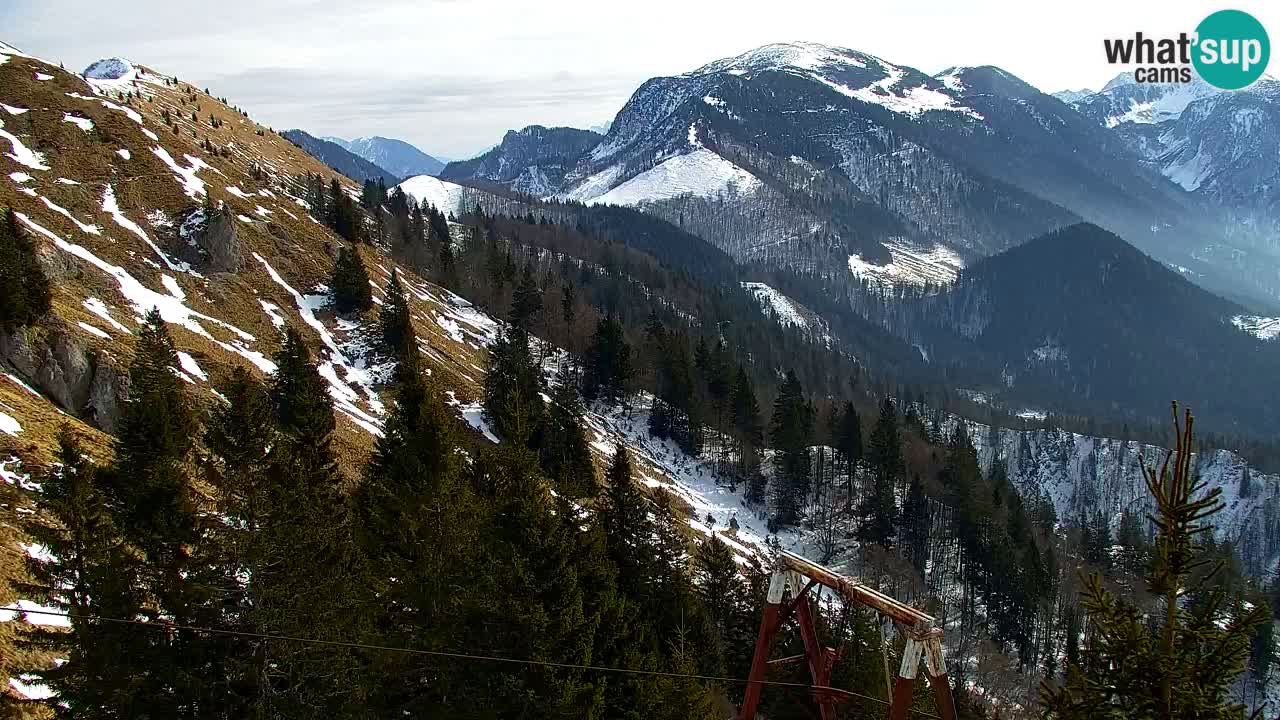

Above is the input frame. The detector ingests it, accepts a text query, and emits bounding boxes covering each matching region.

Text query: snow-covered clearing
[848,240,963,287]
[741,282,810,329]
[395,175,470,215]
[1231,314,1280,341]
[586,150,760,206]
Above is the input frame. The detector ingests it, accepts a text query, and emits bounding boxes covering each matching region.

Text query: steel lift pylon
[737,550,956,720]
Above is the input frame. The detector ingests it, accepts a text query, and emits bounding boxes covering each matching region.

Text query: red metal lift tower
[737,550,956,720]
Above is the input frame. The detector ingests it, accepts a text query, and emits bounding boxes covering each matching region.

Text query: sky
[4,0,1278,159]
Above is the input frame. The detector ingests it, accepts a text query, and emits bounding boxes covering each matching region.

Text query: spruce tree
[22,431,150,716]
[540,375,598,499]
[769,370,811,526]
[469,445,601,718]
[510,263,543,331]
[582,315,633,406]
[254,325,369,716]
[356,337,477,716]
[835,400,863,498]
[108,308,198,558]
[859,397,901,547]
[731,367,765,500]
[377,270,414,363]
[1041,404,1270,719]
[0,208,51,332]
[330,244,373,315]
[482,324,545,446]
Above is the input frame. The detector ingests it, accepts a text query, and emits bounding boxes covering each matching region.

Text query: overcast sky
[5,0,1278,158]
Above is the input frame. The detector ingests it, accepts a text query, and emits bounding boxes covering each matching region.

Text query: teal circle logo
[1193,10,1270,90]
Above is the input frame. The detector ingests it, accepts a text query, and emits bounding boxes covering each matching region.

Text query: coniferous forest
[4,178,1274,719]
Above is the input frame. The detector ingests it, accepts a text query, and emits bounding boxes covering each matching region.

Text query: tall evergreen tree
[356,339,477,716]
[22,431,151,716]
[330,244,373,315]
[0,208,51,332]
[376,270,414,363]
[253,325,369,716]
[769,370,811,526]
[1041,404,1270,719]
[582,315,634,406]
[482,325,544,446]
[540,375,598,499]
[859,397,901,547]
[835,400,863,499]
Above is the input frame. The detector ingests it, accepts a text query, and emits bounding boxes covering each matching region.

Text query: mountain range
[437,42,1280,313]
[281,129,401,185]
[324,135,446,178]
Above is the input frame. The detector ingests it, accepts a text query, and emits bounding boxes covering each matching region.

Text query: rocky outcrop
[179,208,242,272]
[0,319,128,433]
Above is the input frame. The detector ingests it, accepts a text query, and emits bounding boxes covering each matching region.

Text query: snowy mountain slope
[444,42,1280,307]
[393,174,509,217]
[0,45,500,467]
[960,414,1280,580]
[585,148,761,206]
[1069,74,1280,299]
[847,239,963,287]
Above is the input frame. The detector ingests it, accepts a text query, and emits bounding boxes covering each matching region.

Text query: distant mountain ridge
[899,223,1280,433]
[439,126,602,196]
[281,129,400,185]
[325,136,445,178]
[439,42,1278,309]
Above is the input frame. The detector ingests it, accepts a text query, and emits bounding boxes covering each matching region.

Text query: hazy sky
[5,0,1278,158]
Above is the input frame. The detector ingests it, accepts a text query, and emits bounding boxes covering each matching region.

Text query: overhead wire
[1,605,941,718]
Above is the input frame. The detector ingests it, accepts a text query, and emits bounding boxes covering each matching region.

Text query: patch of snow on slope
[83,298,131,333]
[150,146,206,198]
[1163,145,1213,191]
[103,184,194,273]
[62,113,93,131]
[1,104,27,116]
[259,300,286,328]
[0,119,49,170]
[18,214,271,375]
[0,410,20,435]
[39,195,100,235]
[394,175,469,214]
[1104,82,1218,126]
[741,282,808,328]
[254,254,386,436]
[587,150,760,206]
[9,676,53,700]
[562,163,625,202]
[833,63,982,119]
[76,322,109,339]
[1232,315,1280,340]
[176,352,206,381]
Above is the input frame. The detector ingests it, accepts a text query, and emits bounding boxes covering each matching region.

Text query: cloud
[204,66,638,156]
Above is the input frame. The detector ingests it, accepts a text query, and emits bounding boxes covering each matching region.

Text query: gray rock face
[1,320,95,411]
[85,353,128,434]
[181,209,242,272]
[0,319,128,433]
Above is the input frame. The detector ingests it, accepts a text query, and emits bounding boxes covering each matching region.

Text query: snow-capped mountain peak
[689,41,874,77]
